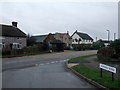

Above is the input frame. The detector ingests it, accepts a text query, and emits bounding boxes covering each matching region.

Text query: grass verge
[73,65,120,89]
[69,54,96,62]
[1,51,50,58]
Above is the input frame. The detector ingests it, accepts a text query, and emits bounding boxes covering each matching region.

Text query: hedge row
[1,43,49,55]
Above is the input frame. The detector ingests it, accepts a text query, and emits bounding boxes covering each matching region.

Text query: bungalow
[71,30,93,49]
[0,22,27,49]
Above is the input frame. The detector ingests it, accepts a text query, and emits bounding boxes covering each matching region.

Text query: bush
[97,47,115,58]
[2,43,49,56]
[2,47,11,55]
[92,40,105,50]
[110,39,120,58]
[11,49,24,55]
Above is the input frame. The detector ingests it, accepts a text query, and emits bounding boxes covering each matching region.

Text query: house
[32,33,64,51]
[54,32,72,48]
[0,22,27,49]
[102,40,110,47]
[71,30,93,49]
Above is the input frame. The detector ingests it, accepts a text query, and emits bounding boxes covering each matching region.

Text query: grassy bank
[73,65,120,89]
[69,54,96,62]
[1,51,50,58]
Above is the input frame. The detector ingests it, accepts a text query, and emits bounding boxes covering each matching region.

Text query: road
[2,50,97,88]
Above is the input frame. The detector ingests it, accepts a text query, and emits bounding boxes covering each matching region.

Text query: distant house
[71,30,93,48]
[54,32,72,48]
[32,33,64,51]
[0,22,27,49]
[102,40,110,47]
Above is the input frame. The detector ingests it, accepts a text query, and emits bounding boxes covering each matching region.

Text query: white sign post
[99,63,116,81]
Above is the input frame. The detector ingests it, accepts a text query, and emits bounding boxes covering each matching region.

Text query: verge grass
[73,65,120,89]
[69,54,96,62]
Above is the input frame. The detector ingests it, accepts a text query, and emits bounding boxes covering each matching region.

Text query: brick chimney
[12,21,18,27]
[67,31,69,35]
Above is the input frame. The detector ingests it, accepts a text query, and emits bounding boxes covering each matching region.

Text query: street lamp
[106,30,110,41]
[114,33,116,41]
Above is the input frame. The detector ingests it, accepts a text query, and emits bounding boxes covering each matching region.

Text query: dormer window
[17,37,21,40]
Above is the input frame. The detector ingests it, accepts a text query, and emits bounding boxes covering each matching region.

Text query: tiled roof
[0,24,26,37]
[76,32,93,40]
[32,35,48,43]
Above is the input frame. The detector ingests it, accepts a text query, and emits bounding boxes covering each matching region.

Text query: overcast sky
[0,1,118,40]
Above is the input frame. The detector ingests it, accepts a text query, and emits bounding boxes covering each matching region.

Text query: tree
[27,34,36,46]
[92,39,105,50]
[110,39,120,55]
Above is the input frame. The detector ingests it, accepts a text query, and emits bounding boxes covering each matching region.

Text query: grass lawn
[73,65,120,89]
[69,54,96,62]
[1,51,50,58]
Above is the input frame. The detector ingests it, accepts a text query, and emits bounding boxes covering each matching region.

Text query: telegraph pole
[107,30,110,41]
[114,33,116,41]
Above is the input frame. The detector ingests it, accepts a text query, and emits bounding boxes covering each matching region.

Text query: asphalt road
[2,50,97,88]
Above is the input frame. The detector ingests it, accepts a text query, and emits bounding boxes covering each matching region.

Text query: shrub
[97,47,115,58]
[11,49,24,55]
[92,40,105,50]
[110,39,120,58]
[2,47,11,55]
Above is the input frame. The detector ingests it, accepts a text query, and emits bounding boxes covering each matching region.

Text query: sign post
[112,72,114,81]
[100,68,102,77]
[99,63,116,81]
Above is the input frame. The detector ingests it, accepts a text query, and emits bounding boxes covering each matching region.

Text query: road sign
[100,63,116,73]
[99,63,116,81]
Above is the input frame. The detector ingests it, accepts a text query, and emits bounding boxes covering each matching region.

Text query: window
[75,39,78,42]
[17,37,21,40]
[65,38,67,41]
[0,36,5,39]
[0,43,5,48]
[83,40,85,42]
[13,43,21,49]
[60,37,63,39]
[73,39,74,42]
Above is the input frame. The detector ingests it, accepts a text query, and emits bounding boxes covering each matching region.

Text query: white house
[71,30,93,48]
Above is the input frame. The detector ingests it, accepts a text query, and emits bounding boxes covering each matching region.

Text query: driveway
[2,50,97,88]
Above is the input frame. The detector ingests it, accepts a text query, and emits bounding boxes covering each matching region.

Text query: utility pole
[114,33,116,41]
[96,37,97,42]
[107,30,110,41]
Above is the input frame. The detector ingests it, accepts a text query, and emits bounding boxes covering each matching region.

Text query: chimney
[12,21,18,27]
[67,31,69,35]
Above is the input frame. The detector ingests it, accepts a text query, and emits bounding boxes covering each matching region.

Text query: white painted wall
[72,33,93,44]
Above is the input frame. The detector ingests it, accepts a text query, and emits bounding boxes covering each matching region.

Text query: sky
[0,0,119,41]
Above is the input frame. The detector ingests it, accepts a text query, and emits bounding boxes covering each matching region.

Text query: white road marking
[38,59,68,66]
[46,63,50,64]
[63,60,67,61]
[39,64,44,66]
[35,64,38,66]
[51,62,55,64]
